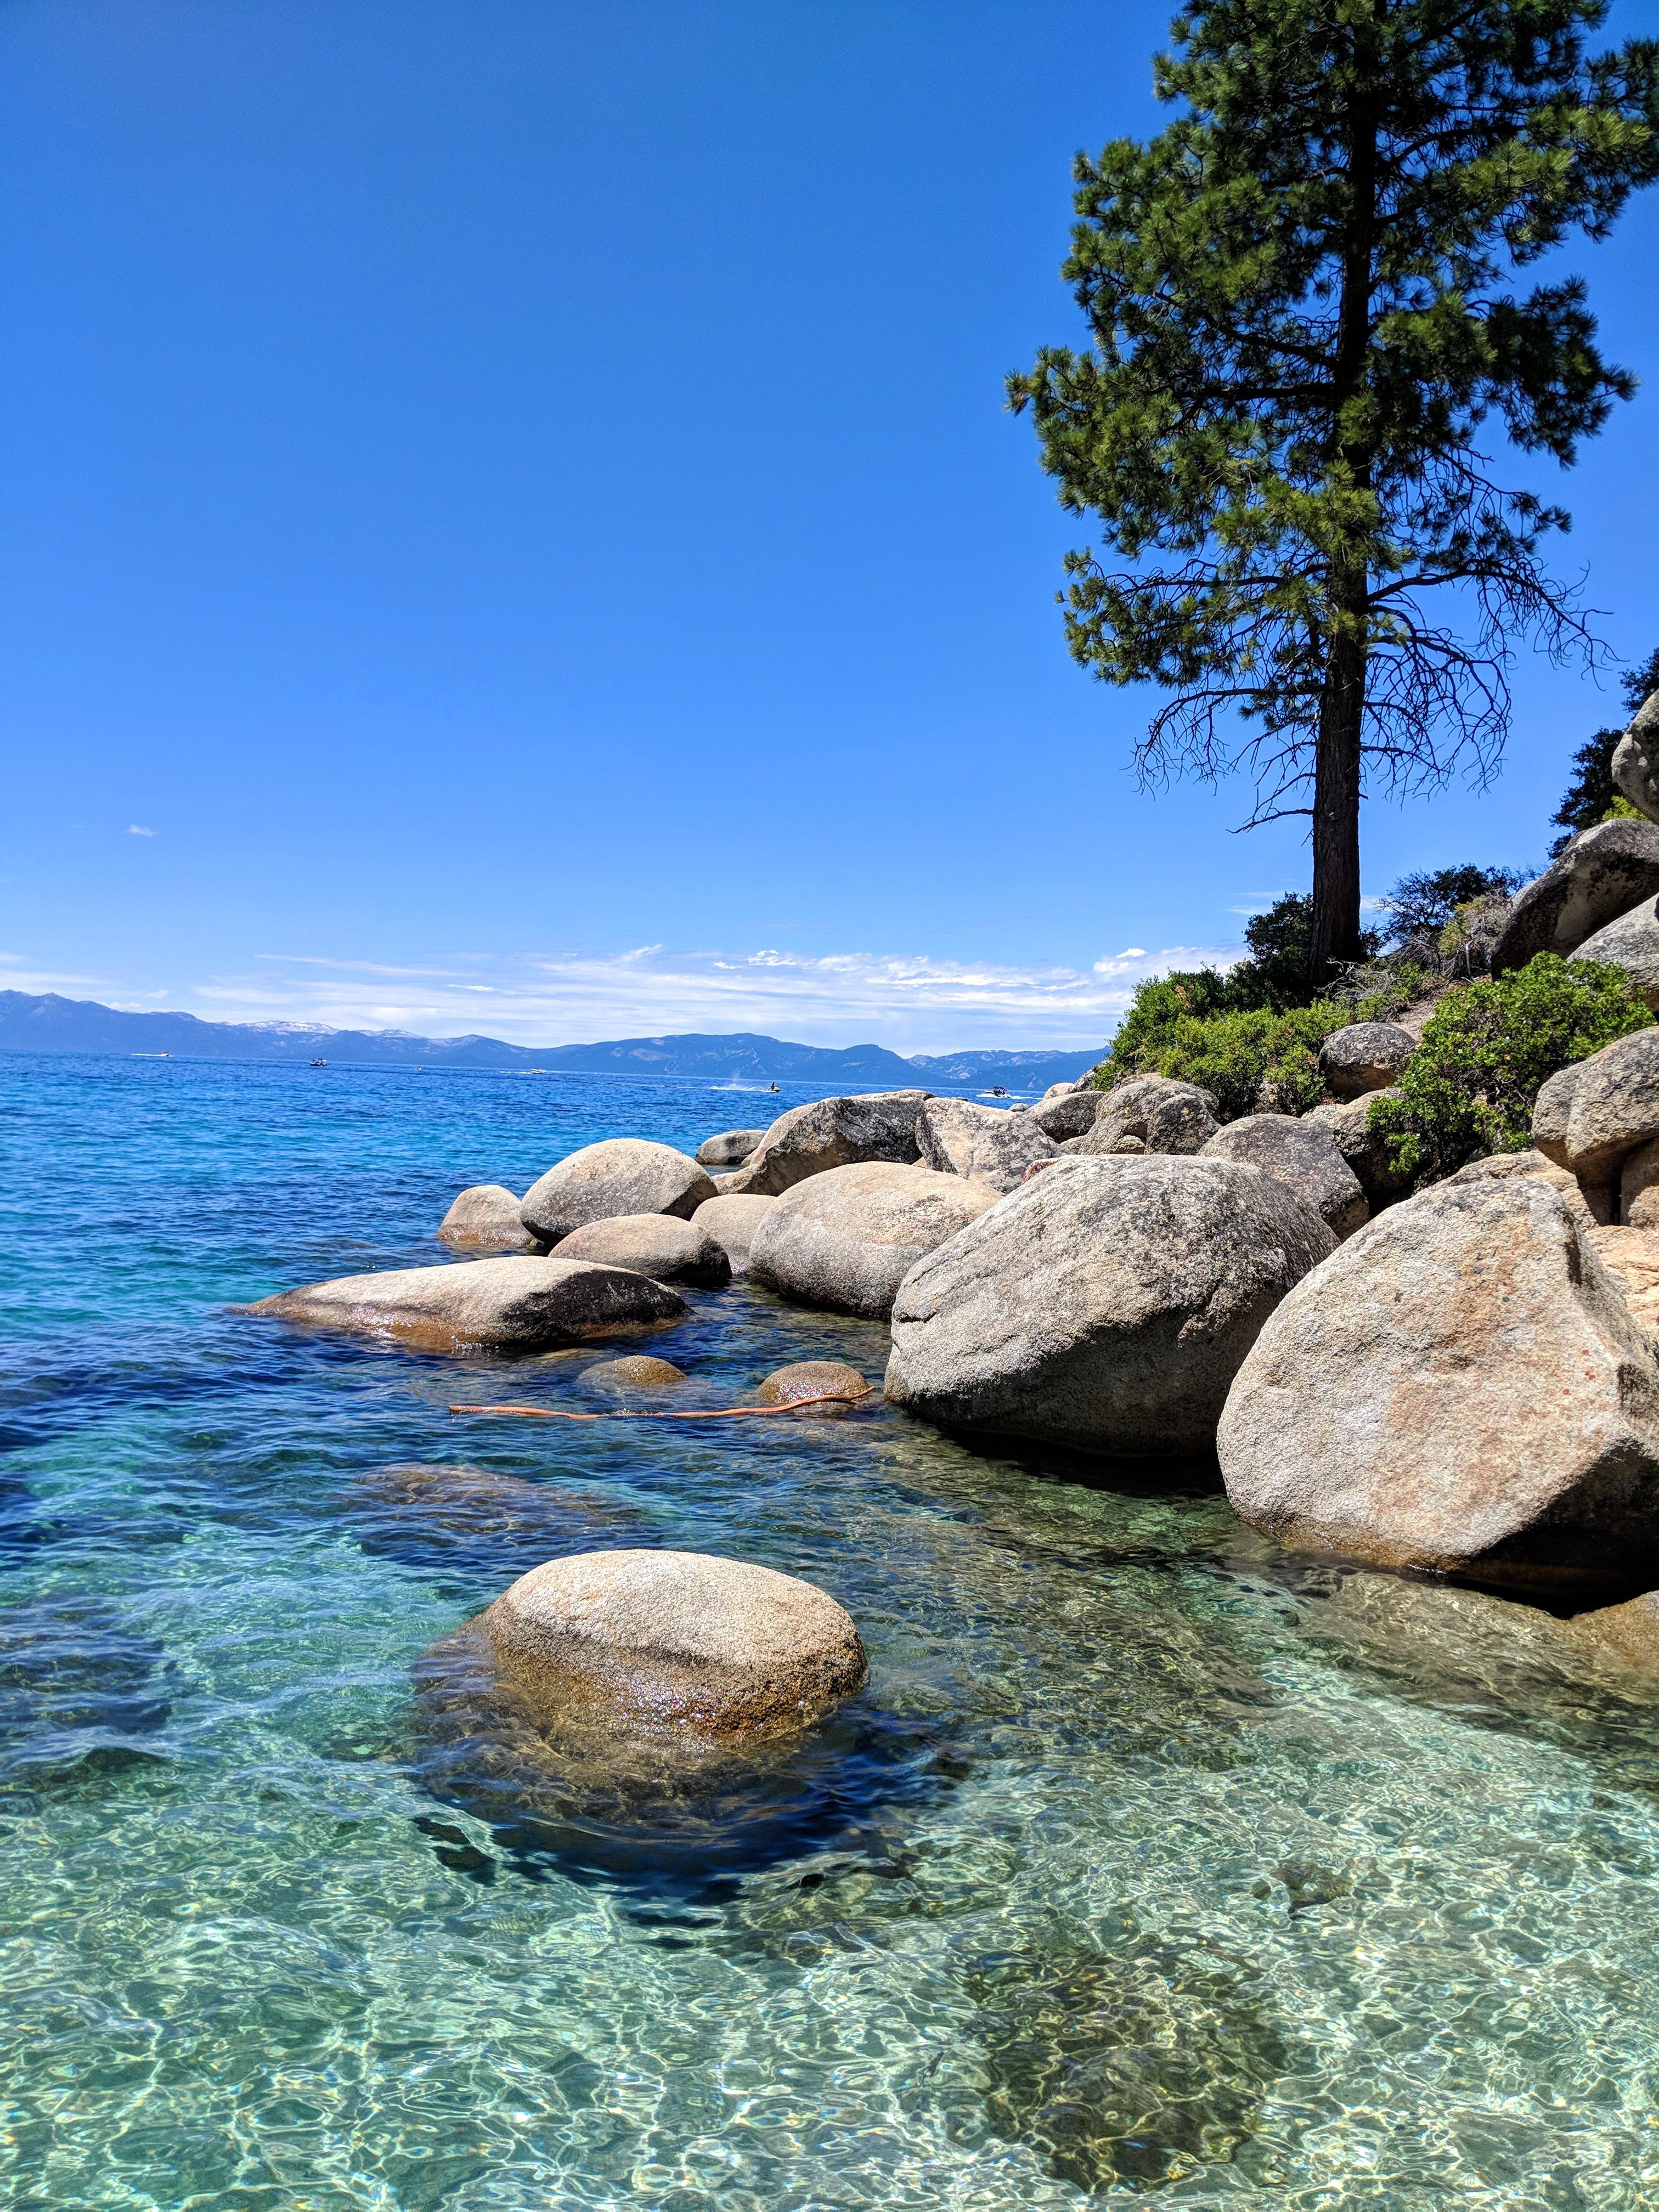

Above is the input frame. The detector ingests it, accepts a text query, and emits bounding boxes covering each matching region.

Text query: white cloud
[178,938,1245,1052]
[128,824,156,837]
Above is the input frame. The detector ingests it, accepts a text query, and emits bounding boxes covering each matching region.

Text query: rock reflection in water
[968,1925,1297,2191]
[0,1594,173,1793]
[410,1615,957,1902]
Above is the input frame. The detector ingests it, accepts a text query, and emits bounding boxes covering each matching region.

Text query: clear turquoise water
[5,1053,1659,2210]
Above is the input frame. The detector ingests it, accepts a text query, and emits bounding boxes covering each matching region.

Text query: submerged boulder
[754,1361,872,1415]
[718,1091,930,1197]
[555,1213,731,1288]
[579,1355,690,1392]
[1218,1178,1659,1593]
[885,1155,1335,1457]
[472,1549,867,1742]
[1318,1022,1415,1100]
[1200,1115,1368,1239]
[915,1097,1060,1193]
[438,1184,544,1252]
[696,1128,766,1167]
[748,1160,996,1318]
[520,1139,716,1243]
[1490,817,1659,974]
[689,1192,776,1271]
[246,1254,685,1352]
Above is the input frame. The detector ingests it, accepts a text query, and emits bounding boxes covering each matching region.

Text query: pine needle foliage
[1011,1,1659,983]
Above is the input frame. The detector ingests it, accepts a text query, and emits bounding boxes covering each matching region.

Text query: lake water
[3,1053,1658,2209]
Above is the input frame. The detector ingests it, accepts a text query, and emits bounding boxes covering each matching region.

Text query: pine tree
[1011,1,1658,984]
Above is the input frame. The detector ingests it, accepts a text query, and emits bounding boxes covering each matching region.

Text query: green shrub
[1098,991,1352,1121]
[1368,955,1652,1186]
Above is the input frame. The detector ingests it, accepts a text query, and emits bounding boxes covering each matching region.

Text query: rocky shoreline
[242,686,1659,1741]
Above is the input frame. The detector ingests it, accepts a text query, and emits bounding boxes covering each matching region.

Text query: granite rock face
[1218,1178,1659,1593]
[717,1091,930,1197]
[1588,1225,1659,1334]
[473,1549,867,1742]
[885,1155,1335,1456]
[915,1097,1061,1193]
[1318,1022,1415,1101]
[1560,1029,1659,1184]
[247,1255,685,1352]
[555,1213,732,1288]
[1066,1076,1221,1158]
[689,1193,777,1271]
[1305,1090,1411,1201]
[1569,897,1659,1010]
[438,1184,544,1252]
[1530,1062,1584,1167]
[1446,1148,1601,1234]
[520,1140,716,1243]
[1611,689,1659,822]
[1025,1086,1104,1141]
[1621,1137,1659,1231]
[695,1128,767,1167]
[748,1161,997,1318]
[1489,817,1659,974]
[1200,1115,1368,1238]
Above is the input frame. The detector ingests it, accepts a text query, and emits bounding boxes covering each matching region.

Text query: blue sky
[3,0,1657,1052]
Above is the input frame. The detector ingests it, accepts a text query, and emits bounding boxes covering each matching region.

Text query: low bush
[1367,955,1652,1186]
[1097,988,1352,1121]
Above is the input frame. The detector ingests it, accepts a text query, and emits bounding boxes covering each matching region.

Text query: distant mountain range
[0,991,1101,1088]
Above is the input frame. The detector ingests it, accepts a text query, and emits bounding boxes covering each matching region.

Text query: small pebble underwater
[3,1053,1659,2209]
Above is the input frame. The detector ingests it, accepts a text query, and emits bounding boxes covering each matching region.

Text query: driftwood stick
[448,1388,874,1424]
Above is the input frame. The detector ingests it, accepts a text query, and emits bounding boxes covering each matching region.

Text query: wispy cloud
[178,938,1245,1051]
[127,825,156,838]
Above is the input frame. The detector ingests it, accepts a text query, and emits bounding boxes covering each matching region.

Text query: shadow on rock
[347,1463,645,1585]
[408,1619,958,1905]
[966,1918,1300,2192]
[0,1594,174,1797]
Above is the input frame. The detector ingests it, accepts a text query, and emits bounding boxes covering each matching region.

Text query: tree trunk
[1308,610,1366,985]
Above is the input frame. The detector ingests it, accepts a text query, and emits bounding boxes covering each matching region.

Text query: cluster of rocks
[1488,684,1659,1002]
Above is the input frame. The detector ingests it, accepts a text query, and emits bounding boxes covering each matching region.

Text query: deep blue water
[4,1053,1659,2209]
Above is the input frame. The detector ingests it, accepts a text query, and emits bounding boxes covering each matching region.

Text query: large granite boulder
[689,1192,776,1271]
[1065,1076,1221,1158]
[748,1161,997,1318]
[470,1549,867,1743]
[1218,1178,1659,1594]
[1199,1115,1368,1238]
[695,1128,766,1167]
[1305,1090,1412,1201]
[555,1213,732,1288]
[1025,1086,1104,1141]
[1569,896,1659,1009]
[520,1139,716,1243]
[915,1097,1060,1193]
[1446,1147,1601,1233]
[885,1155,1334,1456]
[1611,688,1659,820]
[1621,1137,1659,1230]
[247,1255,685,1351]
[1318,1022,1415,1100]
[1489,817,1659,974]
[1040,1077,1091,1101]
[717,1091,930,1197]
[437,1184,544,1252]
[1588,1225,1659,1334]
[1530,1061,1584,1167]
[1557,1029,1659,1183]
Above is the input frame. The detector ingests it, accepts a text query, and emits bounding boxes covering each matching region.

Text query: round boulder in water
[555,1213,731,1288]
[579,1355,689,1392]
[477,1549,867,1742]
[755,1360,871,1416]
